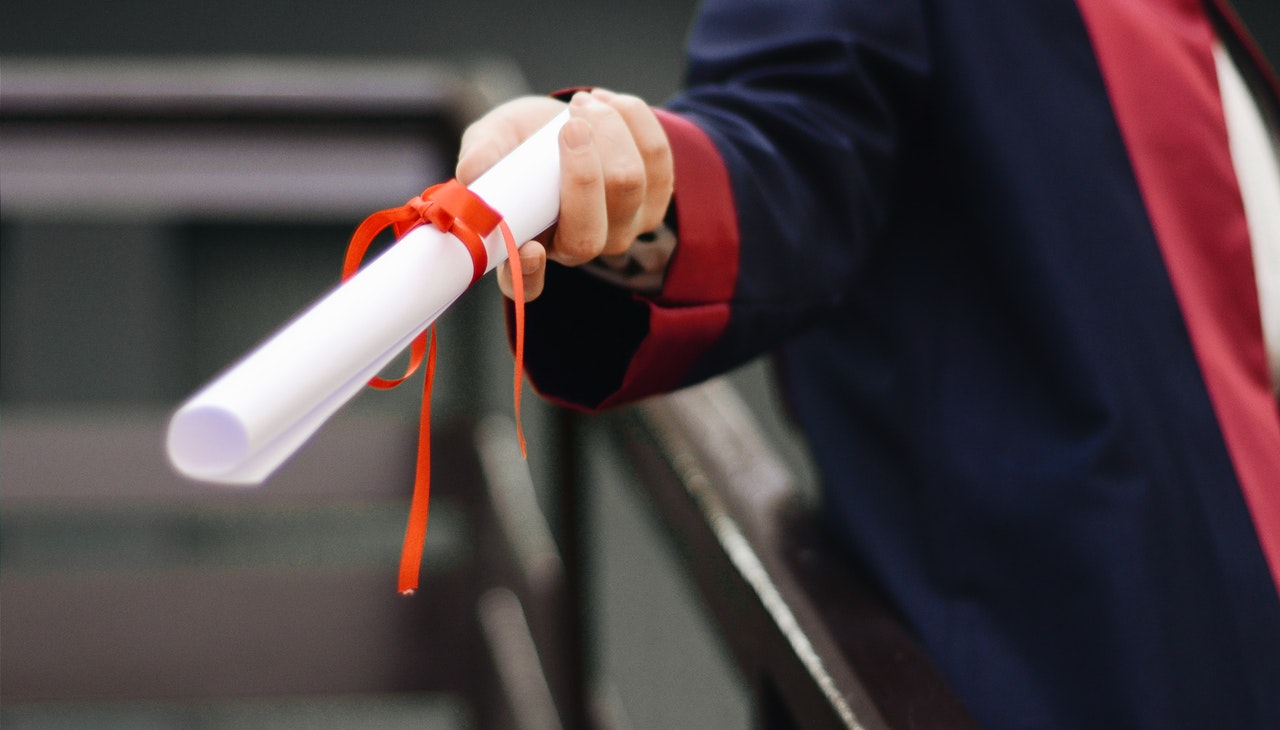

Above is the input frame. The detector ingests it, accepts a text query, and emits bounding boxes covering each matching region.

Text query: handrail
[611,378,978,729]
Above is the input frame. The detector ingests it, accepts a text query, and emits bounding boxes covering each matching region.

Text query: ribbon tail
[500,221,527,458]
[346,180,526,594]
[397,326,438,595]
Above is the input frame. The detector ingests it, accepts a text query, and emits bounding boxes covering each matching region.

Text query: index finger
[456,96,569,185]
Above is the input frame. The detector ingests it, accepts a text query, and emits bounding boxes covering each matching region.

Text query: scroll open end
[167,110,569,485]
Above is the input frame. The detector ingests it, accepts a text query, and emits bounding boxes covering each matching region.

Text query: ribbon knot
[405,195,435,223]
[345,178,526,595]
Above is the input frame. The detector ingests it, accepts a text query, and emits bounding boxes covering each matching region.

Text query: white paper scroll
[167,110,570,484]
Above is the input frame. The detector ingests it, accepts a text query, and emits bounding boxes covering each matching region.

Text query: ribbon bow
[345,179,526,594]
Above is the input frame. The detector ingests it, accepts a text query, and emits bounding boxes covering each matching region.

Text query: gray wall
[1,0,1274,102]
[0,0,700,105]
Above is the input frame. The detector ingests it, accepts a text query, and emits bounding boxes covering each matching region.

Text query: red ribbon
[344,179,526,595]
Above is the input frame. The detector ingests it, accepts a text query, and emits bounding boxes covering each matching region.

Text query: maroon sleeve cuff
[592,109,742,407]
[652,109,741,305]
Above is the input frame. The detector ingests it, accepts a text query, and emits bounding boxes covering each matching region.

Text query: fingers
[566,91,647,256]
[551,89,674,261]
[551,114,609,266]
[497,240,547,302]
[457,96,568,185]
[594,89,674,237]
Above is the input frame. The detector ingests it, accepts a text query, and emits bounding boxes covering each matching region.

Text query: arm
[460,0,930,409]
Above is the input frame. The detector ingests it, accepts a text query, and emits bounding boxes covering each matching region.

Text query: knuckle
[607,161,646,201]
[580,96,621,124]
[612,93,648,116]
[637,134,671,167]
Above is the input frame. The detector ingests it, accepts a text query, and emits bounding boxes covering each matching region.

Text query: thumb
[497,241,547,302]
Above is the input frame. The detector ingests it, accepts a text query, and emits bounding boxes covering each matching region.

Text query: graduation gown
[519,0,1280,725]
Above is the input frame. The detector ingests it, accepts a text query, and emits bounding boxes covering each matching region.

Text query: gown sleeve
[518,0,931,409]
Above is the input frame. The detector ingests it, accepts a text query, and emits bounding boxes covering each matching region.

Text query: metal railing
[602,379,978,729]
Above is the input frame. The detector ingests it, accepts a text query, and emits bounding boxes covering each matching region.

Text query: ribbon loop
[344,179,527,595]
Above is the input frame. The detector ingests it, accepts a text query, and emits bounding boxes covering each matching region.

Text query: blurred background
[0,0,700,104]
[1,1,1277,729]
[0,1,762,729]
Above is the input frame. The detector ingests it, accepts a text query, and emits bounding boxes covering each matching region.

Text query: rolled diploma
[167,110,570,484]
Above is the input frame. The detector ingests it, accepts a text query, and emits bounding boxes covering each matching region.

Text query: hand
[456,89,674,301]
